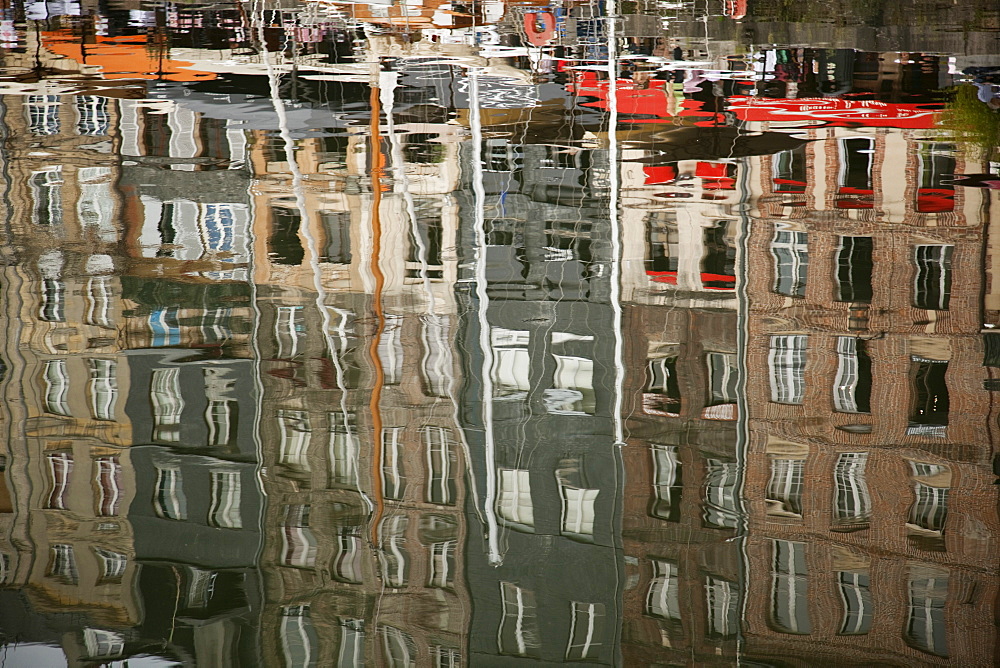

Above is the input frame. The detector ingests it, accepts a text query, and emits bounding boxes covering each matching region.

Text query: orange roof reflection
[41,30,218,82]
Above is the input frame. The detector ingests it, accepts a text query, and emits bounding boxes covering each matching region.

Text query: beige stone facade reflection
[0,96,141,646]
[249,120,472,665]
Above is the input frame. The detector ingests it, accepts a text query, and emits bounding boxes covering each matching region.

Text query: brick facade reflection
[741,124,1000,665]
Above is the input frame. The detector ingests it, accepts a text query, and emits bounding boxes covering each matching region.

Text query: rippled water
[0,1,998,666]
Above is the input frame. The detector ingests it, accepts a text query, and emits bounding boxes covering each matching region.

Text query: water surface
[0,1,998,666]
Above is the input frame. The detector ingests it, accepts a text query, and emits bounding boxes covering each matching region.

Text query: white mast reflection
[470,66,503,566]
[607,2,625,448]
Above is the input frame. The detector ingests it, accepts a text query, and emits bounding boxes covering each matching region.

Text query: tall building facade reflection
[0,1,995,666]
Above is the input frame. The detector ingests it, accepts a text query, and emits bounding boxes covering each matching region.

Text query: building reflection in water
[0,1,996,666]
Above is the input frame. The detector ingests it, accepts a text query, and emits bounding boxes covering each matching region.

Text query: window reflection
[838,571,872,635]
[833,337,872,414]
[566,601,605,661]
[498,582,540,657]
[281,605,319,668]
[833,453,871,529]
[768,335,807,405]
[770,539,811,634]
[906,568,949,657]
[835,236,873,303]
[650,444,682,522]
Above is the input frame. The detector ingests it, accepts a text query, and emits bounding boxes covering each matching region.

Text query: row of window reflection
[644,351,738,418]
[43,362,238,444]
[273,316,601,415]
[26,95,111,137]
[275,411,458,504]
[25,97,244,169]
[279,609,460,668]
[38,273,115,325]
[772,140,957,213]
[651,446,951,536]
[38,274,237,341]
[272,307,455,396]
[771,230,953,310]
[644,542,952,656]
[4,543,957,661]
[490,327,598,414]
[280,507,457,592]
[44,450,243,528]
[649,447,741,528]
[768,335,949,429]
[765,455,950,538]
[764,540,951,657]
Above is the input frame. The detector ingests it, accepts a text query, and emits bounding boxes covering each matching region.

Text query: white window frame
[498,582,539,656]
[560,481,598,538]
[329,412,358,485]
[381,427,406,501]
[645,560,680,621]
[94,547,127,582]
[770,539,811,634]
[85,276,112,328]
[83,628,124,659]
[703,459,739,528]
[377,314,404,385]
[40,278,65,322]
[705,575,738,637]
[838,571,872,635]
[29,167,63,227]
[833,337,867,413]
[650,444,681,521]
[906,573,949,657]
[706,352,739,405]
[381,626,416,668]
[333,526,363,584]
[338,619,365,667]
[278,410,312,471]
[76,95,109,135]
[566,601,604,661]
[281,605,317,668]
[49,543,78,584]
[282,505,317,568]
[378,515,408,588]
[46,452,73,510]
[275,306,304,359]
[766,458,803,518]
[913,245,953,311]
[428,540,455,589]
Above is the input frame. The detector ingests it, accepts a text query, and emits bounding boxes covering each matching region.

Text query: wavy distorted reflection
[0,0,998,666]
